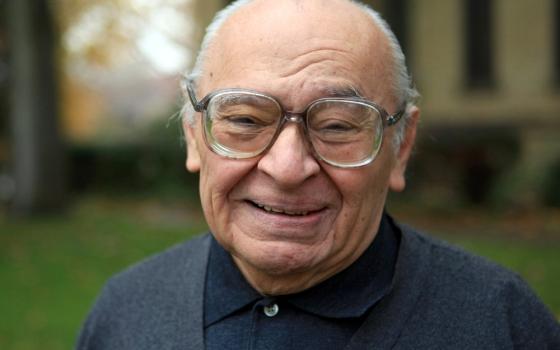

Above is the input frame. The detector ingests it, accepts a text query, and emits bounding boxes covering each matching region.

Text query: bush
[69,119,198,198]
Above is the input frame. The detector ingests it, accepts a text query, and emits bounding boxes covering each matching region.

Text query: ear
[389,106,420,192]
[184,120,201,173]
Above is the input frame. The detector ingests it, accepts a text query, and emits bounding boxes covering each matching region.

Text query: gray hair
[182,0,419,149]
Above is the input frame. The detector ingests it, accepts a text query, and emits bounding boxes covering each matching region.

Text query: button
[263,303,279,317]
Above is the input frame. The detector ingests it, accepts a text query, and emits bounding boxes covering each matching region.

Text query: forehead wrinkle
[275,45,361,80]
[210,0,378,68]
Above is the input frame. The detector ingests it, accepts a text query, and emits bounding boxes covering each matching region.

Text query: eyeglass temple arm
[183,78,203,112]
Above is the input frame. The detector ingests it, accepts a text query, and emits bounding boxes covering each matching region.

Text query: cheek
[328,159,393,240]
[335,167,391,207]
[197,154,256,234]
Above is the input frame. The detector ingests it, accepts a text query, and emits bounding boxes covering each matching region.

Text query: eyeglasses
[185,81,404,168]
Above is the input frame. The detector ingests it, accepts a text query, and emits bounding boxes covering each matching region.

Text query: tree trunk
[6,0,66,215]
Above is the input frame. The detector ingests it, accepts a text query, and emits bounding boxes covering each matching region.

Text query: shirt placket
[248,297,280,350]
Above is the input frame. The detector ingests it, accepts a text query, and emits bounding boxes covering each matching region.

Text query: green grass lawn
[0,197,207,350]
[1,197,559,349]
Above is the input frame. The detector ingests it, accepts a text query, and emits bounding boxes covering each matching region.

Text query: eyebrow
[322,85,364,99]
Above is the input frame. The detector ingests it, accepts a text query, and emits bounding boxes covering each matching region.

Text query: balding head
[213,1,388,102]
[184,0,418,147]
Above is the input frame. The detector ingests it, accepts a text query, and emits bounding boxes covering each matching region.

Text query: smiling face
[184,0,418,295]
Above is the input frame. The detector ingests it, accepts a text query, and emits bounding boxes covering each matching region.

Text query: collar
[204,213,399,326]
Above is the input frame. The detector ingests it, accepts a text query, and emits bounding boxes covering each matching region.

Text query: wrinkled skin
[184,0,419,295]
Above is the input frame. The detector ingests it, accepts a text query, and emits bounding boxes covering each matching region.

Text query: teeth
[255,202,309,216]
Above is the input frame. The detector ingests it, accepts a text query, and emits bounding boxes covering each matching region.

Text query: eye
[211,99,280,128]
[323,121,354,132]
[222,114,277,131]
[226,115,260,126]
[314,119,359,133]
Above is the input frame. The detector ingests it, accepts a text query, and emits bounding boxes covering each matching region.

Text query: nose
[257,123,320,188]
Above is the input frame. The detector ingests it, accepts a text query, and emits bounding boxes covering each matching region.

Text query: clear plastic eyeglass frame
[183,78,404,168]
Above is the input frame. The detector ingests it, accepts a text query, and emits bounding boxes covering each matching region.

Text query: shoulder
[400,224,516,286]
[106,233,211,293]
[395,224,560,348]
[398,223,541,308]
[98,233,211,313]
[76,233,211,349]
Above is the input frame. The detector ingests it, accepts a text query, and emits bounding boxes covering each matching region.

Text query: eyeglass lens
[204,91,384,166]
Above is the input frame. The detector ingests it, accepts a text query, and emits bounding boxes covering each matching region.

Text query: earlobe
[389,106,420,192]
[184,121,201,173]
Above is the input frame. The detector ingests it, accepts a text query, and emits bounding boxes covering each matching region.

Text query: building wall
[411,0,559,127]
[408,0,560,205]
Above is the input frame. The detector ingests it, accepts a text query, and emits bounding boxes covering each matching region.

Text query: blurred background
[0,0,559,348]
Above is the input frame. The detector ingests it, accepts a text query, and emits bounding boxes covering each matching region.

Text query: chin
[236,240,330,277]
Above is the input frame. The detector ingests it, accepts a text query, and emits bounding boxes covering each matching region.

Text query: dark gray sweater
[76,225,560,349]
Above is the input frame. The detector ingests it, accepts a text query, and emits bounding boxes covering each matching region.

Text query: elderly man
[77,0,560,349]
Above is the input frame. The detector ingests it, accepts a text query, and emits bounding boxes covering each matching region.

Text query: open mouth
[248,200,319,217]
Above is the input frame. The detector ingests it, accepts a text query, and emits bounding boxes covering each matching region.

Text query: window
[554,0,560,86]
[384,0,409,57]
[464,0,495,89]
